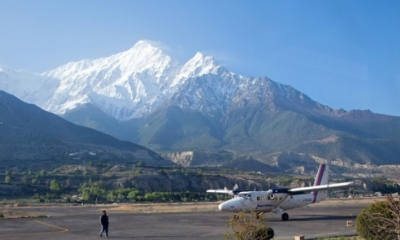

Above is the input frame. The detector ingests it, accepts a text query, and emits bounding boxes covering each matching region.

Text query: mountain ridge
[1,40,367,121]
[1,40,399,169]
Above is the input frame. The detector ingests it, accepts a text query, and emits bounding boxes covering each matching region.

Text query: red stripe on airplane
[312,164,325,203]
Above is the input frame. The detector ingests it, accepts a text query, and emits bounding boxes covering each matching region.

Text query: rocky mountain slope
[0,90,170,168]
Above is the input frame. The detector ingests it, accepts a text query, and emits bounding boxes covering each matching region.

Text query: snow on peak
[171,52,222,87]
[0,65,20,74]
[38,40,185,119]
[45,40,173,80]
[7,40,304,121]
[116,40,171,73]
[0,66,59,108]
[187,52,219,73]
[131,40,157,50]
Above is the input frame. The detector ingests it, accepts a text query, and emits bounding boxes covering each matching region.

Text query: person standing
[99,210,109,238]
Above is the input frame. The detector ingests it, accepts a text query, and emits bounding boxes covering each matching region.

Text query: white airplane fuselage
[218,191,318,213]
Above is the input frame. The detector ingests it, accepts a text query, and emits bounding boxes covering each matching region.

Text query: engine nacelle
[268,188,290,199]
[270,193,287,199]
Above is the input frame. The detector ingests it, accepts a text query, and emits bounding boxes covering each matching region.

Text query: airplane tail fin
[312,164,329,203]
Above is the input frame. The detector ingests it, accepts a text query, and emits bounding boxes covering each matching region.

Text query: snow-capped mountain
[42,40,180,120]
[1,40,332,121]
[39,40,240,120]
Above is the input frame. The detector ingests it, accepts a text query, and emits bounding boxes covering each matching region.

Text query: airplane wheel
[281,213,289,221]
[256,213,263,219]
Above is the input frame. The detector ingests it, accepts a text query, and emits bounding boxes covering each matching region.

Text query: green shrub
[356,195,400,240]
[224,211,274,240]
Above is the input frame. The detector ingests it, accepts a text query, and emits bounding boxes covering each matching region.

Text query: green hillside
[62,104,400,167]
[0,91,170,168]
[135,106,224,151]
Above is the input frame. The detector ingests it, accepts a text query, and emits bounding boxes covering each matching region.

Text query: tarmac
[0,200,370,240]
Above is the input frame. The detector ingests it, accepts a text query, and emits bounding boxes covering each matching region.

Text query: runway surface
[0,201,369,240]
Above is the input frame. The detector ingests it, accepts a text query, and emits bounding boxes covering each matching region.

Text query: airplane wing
[206,189,232,194]
[266,181,357,196]
[206,184,240,195]
[207,186,233,195]
[288,181,357,194]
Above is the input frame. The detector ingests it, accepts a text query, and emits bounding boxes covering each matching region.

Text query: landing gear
[281,212,289,221]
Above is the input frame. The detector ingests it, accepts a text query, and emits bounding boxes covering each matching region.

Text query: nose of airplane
[218,200,236,211]
[218,202,225,211]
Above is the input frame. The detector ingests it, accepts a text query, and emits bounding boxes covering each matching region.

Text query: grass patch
[0,209,47,219]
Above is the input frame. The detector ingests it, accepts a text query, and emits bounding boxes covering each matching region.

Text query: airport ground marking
[0,219,69,238]
[33,219,69,232]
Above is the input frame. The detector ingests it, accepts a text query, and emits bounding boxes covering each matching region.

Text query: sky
[0,0,399,116]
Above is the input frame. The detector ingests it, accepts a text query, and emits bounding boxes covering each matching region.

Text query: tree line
[77,179,230,203]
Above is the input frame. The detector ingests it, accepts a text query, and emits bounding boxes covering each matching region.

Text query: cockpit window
[239,193,251,200]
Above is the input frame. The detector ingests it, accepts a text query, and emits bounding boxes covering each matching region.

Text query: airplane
[207,164,357,221]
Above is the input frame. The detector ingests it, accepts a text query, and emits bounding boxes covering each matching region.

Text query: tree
[31,179,40,185]
[4,176,11,184]
[356,195,400,240]
[224,211,274,240]
[81,188,91,201]
[128,190,140,202]
[136,161,145,167]
[39,170,46,177]
[78,181,107,201]
[21,176,28,185]
[50,179,61,193]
